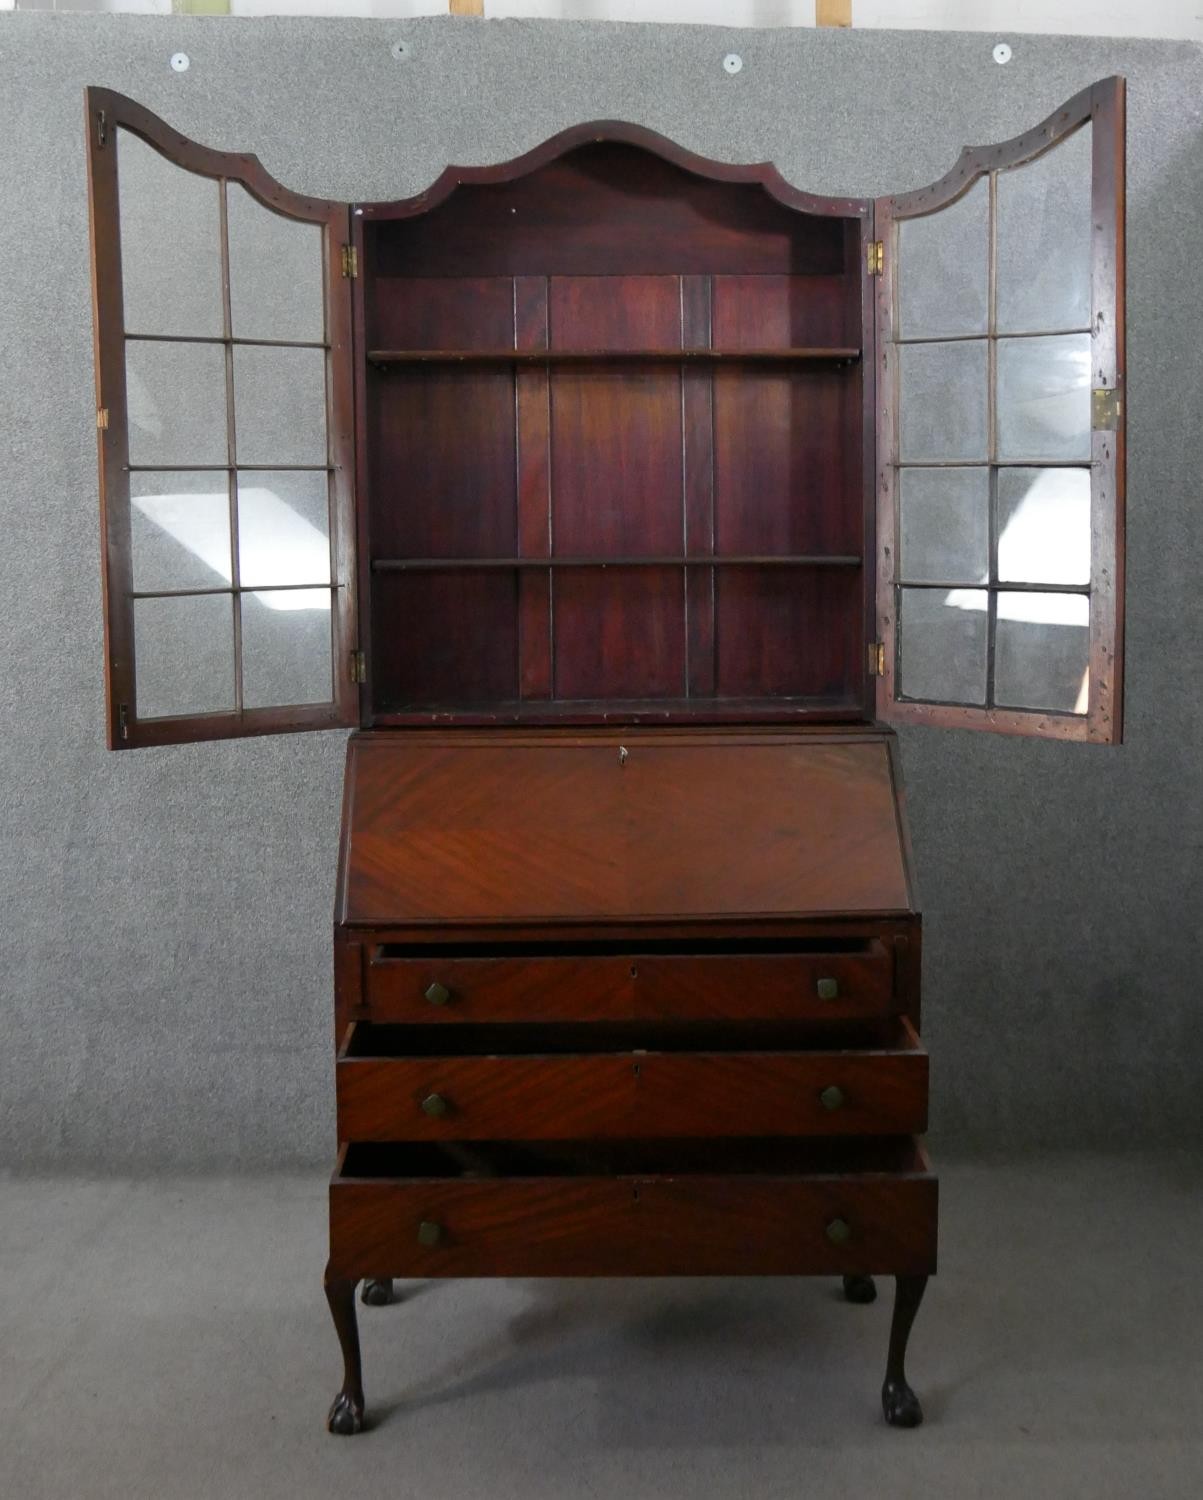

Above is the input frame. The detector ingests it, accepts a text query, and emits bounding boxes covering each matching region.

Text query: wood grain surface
[329,1142,937,1278]
[362,944,897,1023]
[336,1017,927,1141]
[339,730,914,927]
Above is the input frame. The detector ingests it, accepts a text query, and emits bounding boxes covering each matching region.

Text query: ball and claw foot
[842,1273,877,1304]
[881,1274,927,1429]
[361,1278,395,1307]
[327,1391,364,1436]
[882,1377,923,1428]
[325,1270,366,1436]
[882,1380,918,1428]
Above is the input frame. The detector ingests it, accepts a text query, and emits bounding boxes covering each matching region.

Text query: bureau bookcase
[84,78,1126,1434]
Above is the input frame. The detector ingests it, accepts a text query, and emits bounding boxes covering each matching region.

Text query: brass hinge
[869,641,886,676]
[1092,387,1122,430]
[350,649,366,684]
[117,703,129,741]
[96,407,110,431]
[96,110,108,150]
[867,240,884,276]
[341,244,358,279]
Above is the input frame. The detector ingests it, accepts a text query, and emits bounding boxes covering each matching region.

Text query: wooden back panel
[356,139,871,725]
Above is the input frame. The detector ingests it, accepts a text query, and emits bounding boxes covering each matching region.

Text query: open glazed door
[875,77,1125,742]
[85,89,358,749]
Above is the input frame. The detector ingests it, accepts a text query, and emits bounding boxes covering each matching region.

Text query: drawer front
[363,947,897,1024]
[336,1034,927,1142]
[329,1170,937,1279]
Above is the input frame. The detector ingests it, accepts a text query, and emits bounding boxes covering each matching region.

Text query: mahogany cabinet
[84,77,1126,1435]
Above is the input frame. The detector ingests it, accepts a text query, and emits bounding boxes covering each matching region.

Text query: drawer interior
[341,1016,919,1059]
[336,1136,931,1181]
[370,936,885,962]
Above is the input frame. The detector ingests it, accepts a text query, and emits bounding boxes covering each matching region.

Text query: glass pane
[241,589,333,709]
[997,467,1091,586]
[996,333,1091,462]
[899,468,989,584]
[996,125,1093,335]
[897,177,989,339]
[227,184,324,344]
[118,129,222,338]
[995,592,1090,712]
[898,341,988,462]
[237,470,331,588]
[232,346,327,466]
[131,472,231,592]
[133,593,234,718]
[898,587,988,705]
[125,341,228,466]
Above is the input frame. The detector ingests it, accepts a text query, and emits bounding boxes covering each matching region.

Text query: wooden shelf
[367,347,861,367]
[373,555,863,572]
[371,697,866,727]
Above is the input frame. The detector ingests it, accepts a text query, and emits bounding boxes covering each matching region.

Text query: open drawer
[329,1137,938,1279]
[362,937,899,1025]
[336,1017,928,1142]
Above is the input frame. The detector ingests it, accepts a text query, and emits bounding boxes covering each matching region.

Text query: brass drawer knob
[819,1084,846,1112]
[420,1092,449,1117]
[816,976,840,1001]
[825,1217,852,1246]
[417,1220,443,1247]
[424,981,452,1007]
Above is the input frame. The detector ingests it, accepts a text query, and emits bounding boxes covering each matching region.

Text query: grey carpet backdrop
[1,14,1199,1168]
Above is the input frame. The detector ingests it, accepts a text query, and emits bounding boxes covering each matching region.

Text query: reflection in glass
[997,468,1091,585]
[241,589,333,709]
[996,333,1091,461]
[899,468,989,584]
[898,341,988,462]
[118,129,223,338]
[898,586,988,704]
[125,341,228,466]
[232,345,327,466]
[996,125,1092,334]
[227,184,324,344]
[995,591,1089,712]
[897,177,989,340]
[237,471,331,590]
[131,472,230,592]
[133,593,234,718]
[130,471,328,618]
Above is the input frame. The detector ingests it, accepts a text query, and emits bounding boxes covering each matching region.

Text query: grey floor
[2,1154,1201,1500]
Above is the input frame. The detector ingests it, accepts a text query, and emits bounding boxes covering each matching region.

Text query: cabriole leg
[325,1268,365,1435]
[361,1278,396,1307]
[842,1274,877,1304]
[881,1273,927,1428]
